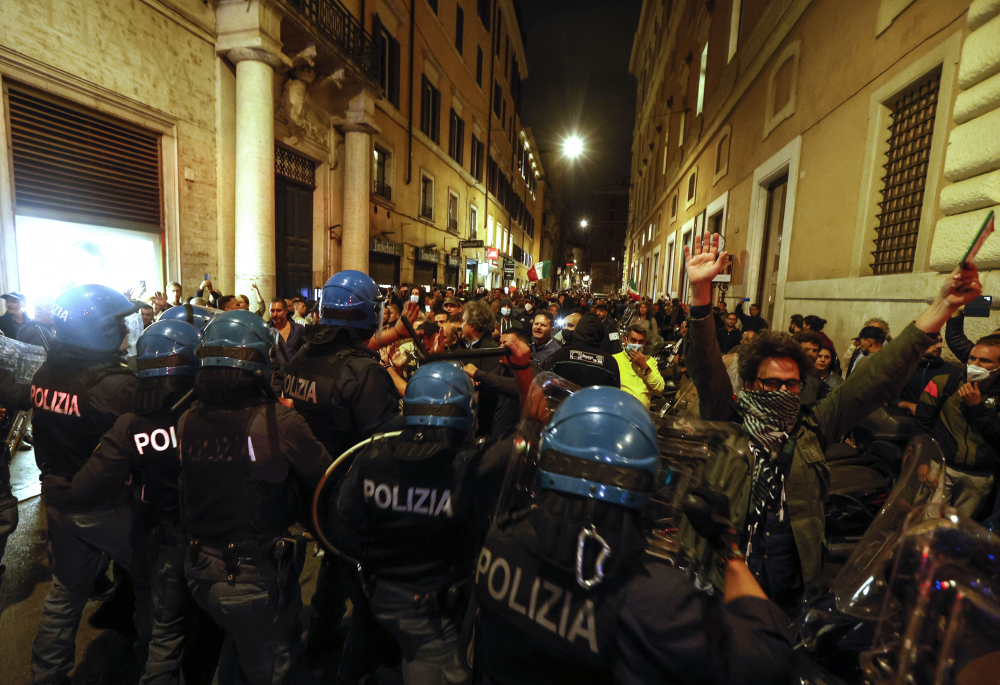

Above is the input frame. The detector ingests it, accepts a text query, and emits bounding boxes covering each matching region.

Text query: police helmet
[196,310,272,378]
[157,303,218,335]
[538,386,659,511]
[320,270,383,332]
[52,284,139,352]
[403,362,475,433]
[136,320,201,379]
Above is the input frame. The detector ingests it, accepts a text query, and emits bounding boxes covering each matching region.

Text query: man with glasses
[680,233,982,612]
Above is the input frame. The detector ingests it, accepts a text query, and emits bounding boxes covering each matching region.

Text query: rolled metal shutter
[6,85,162,231]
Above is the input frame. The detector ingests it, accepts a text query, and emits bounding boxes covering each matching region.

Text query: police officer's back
[27,285,140,685]
[179,310,333,685]
[334,362,508,684]
[282,270,401,457]
[475,387,792,685]
[545,314,621,388]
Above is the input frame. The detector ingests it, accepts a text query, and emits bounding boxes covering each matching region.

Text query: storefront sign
[369,238,401,257]
[503,259,515,280]
[486,247,499,261]
[417,247,440,263]
[447,254,461,267]
[460,239,484,248]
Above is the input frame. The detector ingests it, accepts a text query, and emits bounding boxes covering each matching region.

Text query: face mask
[501,307,511,317]
[966,364,999,383]
[525,303,532,312]
[626,343,643,353]
[738,389,801,454]
[561,329,575,344]
[410,295,420,304]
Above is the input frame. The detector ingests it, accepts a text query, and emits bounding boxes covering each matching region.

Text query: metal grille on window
[871,70,940,275]
[275,146,316,188]
[7,86,161,230]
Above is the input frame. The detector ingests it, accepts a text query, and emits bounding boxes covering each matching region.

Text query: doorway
[755,175,788,326]
[275,175,314,300]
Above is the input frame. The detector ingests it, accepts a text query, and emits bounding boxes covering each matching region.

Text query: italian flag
[627,279,640,301]
[527,260,551,282]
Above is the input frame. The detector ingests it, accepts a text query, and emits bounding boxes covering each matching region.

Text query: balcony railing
[285,0,381,85]
[373,179,392,201]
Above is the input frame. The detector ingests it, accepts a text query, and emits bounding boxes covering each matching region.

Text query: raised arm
[944,312,974,364]
[683,233,739,420]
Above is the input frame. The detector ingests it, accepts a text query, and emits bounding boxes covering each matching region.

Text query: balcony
[373,179,392,201]
[281,0,381,87]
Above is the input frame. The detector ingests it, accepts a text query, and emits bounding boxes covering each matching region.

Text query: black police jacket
[336,428,509,591]
[29,345,138,482]
[282,334,402,458]
[50,403,186,522]
[179,399,332,545]
[599,318,622,356]
[476,511,793,685]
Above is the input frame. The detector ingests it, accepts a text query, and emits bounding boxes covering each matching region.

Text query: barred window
[871,70,941,275]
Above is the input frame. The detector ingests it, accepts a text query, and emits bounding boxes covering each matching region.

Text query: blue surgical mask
[626,343,643,353]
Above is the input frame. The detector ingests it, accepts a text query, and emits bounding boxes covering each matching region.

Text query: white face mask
[501,307,511,317]
[966,364,999,383]
[626,343,643,353]
[410,295,420,304]
[525,303,532,312]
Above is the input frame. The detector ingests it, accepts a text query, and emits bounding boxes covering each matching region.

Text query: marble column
[229,47,281,298]
[341,91,380,274]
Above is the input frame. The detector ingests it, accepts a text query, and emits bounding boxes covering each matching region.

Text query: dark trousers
[0,450,18,571]
[185,552,302,685]
[141,540,190,685]
[30,499,133,684]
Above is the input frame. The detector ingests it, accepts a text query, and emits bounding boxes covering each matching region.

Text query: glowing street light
[580,219,588,228]
[563,134,584,159]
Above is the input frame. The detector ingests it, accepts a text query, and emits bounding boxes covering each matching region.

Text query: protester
[717,312,742,354]
[897,331,960,415]
[846,325,887,377]
[814,342,843,401]
[682,232,981,610]
[0,292,30,339]
[268,298,305,360]
[615,324,665,409]
[735,299,768,332]
[529,311,561,368]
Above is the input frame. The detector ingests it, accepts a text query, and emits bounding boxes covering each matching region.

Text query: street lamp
[563,134,584,159]
[580,219,588,228]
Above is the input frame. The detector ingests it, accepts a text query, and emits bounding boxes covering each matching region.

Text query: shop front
[445,253,461,289]
[369,238,401,288]
[414,246,439,288]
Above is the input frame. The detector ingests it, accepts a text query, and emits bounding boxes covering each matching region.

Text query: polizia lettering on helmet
[362,479,453,517]
[476,546,599,654]
[31,385,81,417]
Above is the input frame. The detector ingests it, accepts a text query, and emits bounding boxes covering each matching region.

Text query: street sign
[503,259,515,280]
[460,239,484,248]
[486,247,499,261]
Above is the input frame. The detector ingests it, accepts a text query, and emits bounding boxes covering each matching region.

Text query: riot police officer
[474,386,793,685]
[179,310,332,685]
[280,270,402,655]
[56,319,203,683]
[156,302,218,334]
[333,362,509,684]
[27,285,140,685]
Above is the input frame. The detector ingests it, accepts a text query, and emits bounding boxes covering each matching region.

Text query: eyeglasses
[753,377,803,393]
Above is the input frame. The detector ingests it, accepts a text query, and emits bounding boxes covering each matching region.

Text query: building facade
[626,0,1000,353]
[0,0,545,307]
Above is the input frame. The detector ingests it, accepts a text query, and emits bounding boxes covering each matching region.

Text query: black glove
[682,487,745,568]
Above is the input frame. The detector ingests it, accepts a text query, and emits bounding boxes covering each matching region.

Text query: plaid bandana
[738,389,800,455]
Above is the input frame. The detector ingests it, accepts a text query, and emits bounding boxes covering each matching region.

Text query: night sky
[517,0,643,247]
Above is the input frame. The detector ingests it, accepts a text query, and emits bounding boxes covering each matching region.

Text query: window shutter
[7,86,161,231]
[388,37,401,107]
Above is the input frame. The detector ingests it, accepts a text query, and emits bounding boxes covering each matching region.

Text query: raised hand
[152,291,168,310]
[938,265,983,309]
[683,233,728,307]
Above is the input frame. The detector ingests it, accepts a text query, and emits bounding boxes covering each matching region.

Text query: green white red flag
[627,279,640,301]
[527,260,551,282]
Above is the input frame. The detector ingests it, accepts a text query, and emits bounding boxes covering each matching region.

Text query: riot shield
[859,507,1000,685]
[648,415,748,572]
[833,435,947,619]
[311,431,402,567]
[0,335,46,385]
[123,310,144,358]
[492,372,579,517]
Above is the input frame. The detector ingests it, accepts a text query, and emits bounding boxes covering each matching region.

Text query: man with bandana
[915,335,1000,518]
[681,233,982,611]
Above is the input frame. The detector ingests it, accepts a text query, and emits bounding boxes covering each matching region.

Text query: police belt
[188,536,303,606]
[372,575,469,618]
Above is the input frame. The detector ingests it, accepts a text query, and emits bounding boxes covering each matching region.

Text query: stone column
[229,48,282,298]
[340,91,380,274]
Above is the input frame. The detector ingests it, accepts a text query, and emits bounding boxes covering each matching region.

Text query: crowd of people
[0,229,992,685]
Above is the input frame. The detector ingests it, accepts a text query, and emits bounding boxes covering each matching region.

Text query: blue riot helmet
[319,270,383,336]
[196,310,273,379]
[52,284,139,352]
[403,362,476,433]
[136,320,201,378]
[538,386,660,511]
[157,303,219,335]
